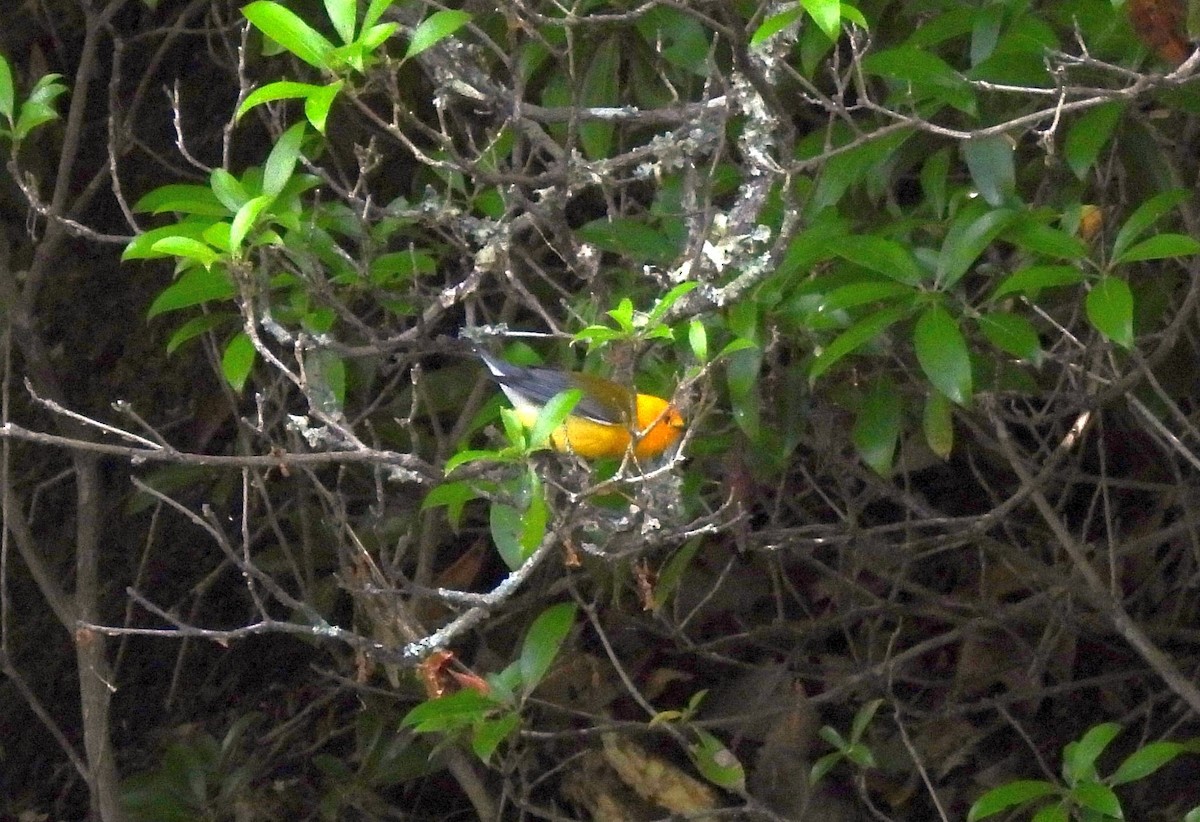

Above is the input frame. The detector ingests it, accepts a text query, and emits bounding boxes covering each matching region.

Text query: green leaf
[727,298,758,342]
[332,41,369,73]
[843,741,877,768]
[969,3,1003,64]
[500,407,527,447]
[12,101,57,139]
[850,698,883,743]
[809,305,907,383]
[263,121,306,197]
[717,337,757,360]
[26,72,67,107]
[165,313,235,355]
[1113,233,1200,265]
[727,345,762,439]
[798,21,835,76]
[962,135,1016,207]
[8,74,65,139]
[486,660,522,705]
[405,9,472,60]
[690,728,746,792]
[914,305,972,405]
[809,129,912,213]
[1070,782,1122,818]
[1111,190,1190,263]
[1086,277,1134,349]
[1031,803,1069,822]
[991,265,1084,299]
[1002,218,1088,260]
[1109,741,1185,786]
[420,480,480,529]
[968,780,1060,821]
[134,184,228,217]
[751,6,804,48]
[653,539,703,609]
[810,751,843,785]
[237,80,324,120]
[817,281,914,315]
[829,235,927,285]
[646,281,699,324]
[1064,723,1122,784]
[229,195,273,251]
[840,4,867,28]
[221,332,256,392]
[359,21,398,52]
[521,477,548,555]
[363,0,394,31]
[304,349,345,416]
[369,249,436,284]
[971,14,1058,80]
[580,37,619,159]
[489,504,525,570]
[1185,806,1200,822]
[977,312,1041,363]
[123,222,213,261]
[519,602,577,693]
[923,389,954,459]
[606,297,635,333]
[471,713,519,763]
[243,1,335,69]
[1066,102,1124,180]
[576,218,677,264]
[529,389,581,450]
[802,0,842,41]
[634,7,712,74]
[862,46,975,114]
[444,449,502,473]
[1190,0,1200,40]
[853,375,901,475]
[209,169,248,212]
[323,0,356,44]
[490,473,546,570]
[0,56,13,123]
[149,237,221,269]
[921,148,951,218]
[573,325,624,346]
[303,307,335,335]
[819,724,850,751]
[303,80,343,133]
[937,207,1018,288]
[401,688,495,733]
[203,222,233,254]
[688,320,708,363]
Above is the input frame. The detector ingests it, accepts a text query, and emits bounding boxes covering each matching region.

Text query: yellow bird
[478,351,685,461]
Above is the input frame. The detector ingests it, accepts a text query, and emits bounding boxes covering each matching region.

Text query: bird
[477,350,685,461]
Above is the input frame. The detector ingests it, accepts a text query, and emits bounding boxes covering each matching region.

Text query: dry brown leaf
[561,749,660,822]
[1128,0,1190,65]
[600,733,721,819]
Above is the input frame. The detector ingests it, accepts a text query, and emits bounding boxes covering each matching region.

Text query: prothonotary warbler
[478,351,685,461]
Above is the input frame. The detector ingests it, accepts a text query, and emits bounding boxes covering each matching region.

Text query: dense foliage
[3,0,1200,819]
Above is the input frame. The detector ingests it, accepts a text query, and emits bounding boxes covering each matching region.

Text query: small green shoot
[810,698,884,785]
[968,723,1200,821]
